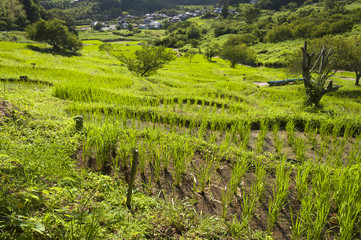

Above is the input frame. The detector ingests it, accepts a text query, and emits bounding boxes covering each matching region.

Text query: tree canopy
[221,44,257,68]
[114,45,174,77]
[337,36,361,85]
[0,0,27,30]
[26,19,82,52]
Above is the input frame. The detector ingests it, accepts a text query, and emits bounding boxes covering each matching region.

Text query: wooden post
[126,149,139,209]
[31,63,36,70]
[73,115,84,132]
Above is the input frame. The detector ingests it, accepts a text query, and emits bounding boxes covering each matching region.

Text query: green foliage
[257,0,307,10]
[221,5,229,19]
[213,21,239,37]
[99,43,114,52]
[225,34,257,46]
[93,22,103,31]
[156,21,202,48]
[26,19,82,52]
[243,5,261,24]
[266,25,294,43]
[203,43,219,62]
[22,0,42,23]
[0,0,27,30]
[114,45,174,76]
[221,44,257,68]
[337,35,361,85]
[184,49,197,63]
[187,25,201,39]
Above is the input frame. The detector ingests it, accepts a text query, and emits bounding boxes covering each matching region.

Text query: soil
[0,100,16,119]
[253,82,269,87]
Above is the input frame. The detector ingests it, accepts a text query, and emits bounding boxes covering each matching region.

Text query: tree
[221,5,229,19]
[301,41,342,106]
[0,0,27,30]
[243,5,261,24]
[184,49,197,63]
[221,44,256,68]
[337,36,361,85]
[115,45,174,77]
[203,44,219,62]
[22,0,41,23]
[187,25,201,39]
[288,35,340,74]
[26,19,83,52]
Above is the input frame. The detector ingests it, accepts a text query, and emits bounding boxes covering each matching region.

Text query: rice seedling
[254,159,267,202]
[291,190,314,239]
[150,144,162,183]
[138,142,147,174]
[286,120,296,146]
[228,157,249,196]
[160,141,171,172]
[272,123,283,155]
[195,154,214,194]
[240,159,265,229]
[256,120,268,154]
[240,188,258,229]
[306,165,332,239]
[172,141,193,187]
[294,137,306,162]
[267,158,291,232]
[239,121,251,150]
[305,123,318,150]
[334,168,361,239]
[221,188,232,219]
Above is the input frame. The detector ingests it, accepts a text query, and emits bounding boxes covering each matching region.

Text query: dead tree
[301,41,342,107]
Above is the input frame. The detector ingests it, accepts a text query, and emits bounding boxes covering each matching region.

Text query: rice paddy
[1,37,361,239]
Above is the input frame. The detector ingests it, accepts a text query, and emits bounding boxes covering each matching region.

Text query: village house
[148,21,162,29]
